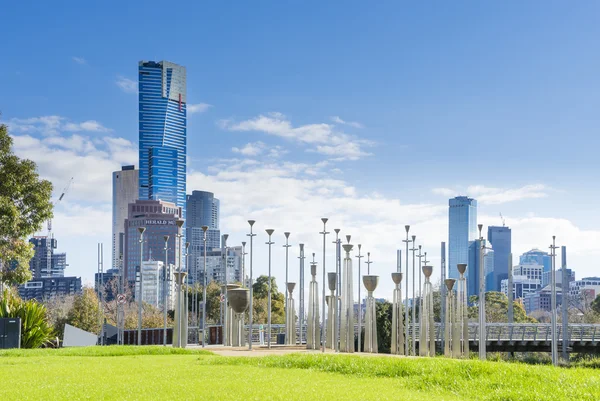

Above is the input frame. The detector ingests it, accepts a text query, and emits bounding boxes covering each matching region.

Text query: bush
[0,289,53,348]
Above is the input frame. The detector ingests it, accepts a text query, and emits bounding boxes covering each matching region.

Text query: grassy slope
[0,347,598,400]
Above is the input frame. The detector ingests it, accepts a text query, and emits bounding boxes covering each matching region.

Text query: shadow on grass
[0,346,214,358]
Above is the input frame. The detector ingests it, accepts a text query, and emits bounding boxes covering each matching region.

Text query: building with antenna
[487,225,511,292]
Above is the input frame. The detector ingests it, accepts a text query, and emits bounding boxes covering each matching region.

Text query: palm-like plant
[0,289,53,348]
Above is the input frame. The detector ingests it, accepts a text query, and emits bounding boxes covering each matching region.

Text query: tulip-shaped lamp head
[422,265,433,279]
[287,282,296,294]
[328,272,337,291]
[363,275,379,292]
[457,263,467,276]
[391,272,403,286]
[445,278,456,291]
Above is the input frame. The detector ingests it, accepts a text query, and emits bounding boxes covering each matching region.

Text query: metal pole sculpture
[265,229,275,349]
[561,246,569,362]
[298,244,306,345]
[477,224,486,360]
[177,220,187,347]
[419,265,435,357]
[247,220,256,350]
[444,278,456,357]
[340,237,354,353]
[440,242,447,351]
[163,235,169,346]
[508,253,514,323]
[286,282,296,345]
[201,225,208,348]
[283,232,291,343]
[242,242,247,287]
[391,272,404,355]
[365,252,372,275]
[137,227,145,346]
[410,235,417,356]
[173,270,188,348]
[228,288,249,347]
[550,236,558,366]
[223,283,240,346]
[320,218,329,353]
[363,274,379,353]
[222,234,230,346]
[454,263,469,358]
[356,244,364,352]
[326,272,336,349]
[402,226,411,355]
[333,228,341,353]
[307,254,320,350]
[416,245,424,328]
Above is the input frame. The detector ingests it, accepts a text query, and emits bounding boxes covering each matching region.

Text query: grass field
[1,347,599,400]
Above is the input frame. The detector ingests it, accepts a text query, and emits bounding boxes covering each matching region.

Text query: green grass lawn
[0,347,598,400]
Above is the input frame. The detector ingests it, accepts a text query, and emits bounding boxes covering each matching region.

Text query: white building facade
[112,165,139,270]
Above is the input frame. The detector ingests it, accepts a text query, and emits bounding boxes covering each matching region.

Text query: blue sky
[1,1,599,298]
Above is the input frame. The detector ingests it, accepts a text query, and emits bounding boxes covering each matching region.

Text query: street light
[355,244,363,352]
[163,235,169,346]
[417,245,424,327]
[184,241,190,346]
[137,226,146,346]
[265,229,275,349]
[201,225,208,348]
[283,232,291,343]
[478,224,486,360]
[402,225,411,355]
[320,218,329,353]
[247,220,256,350]
[242,242,247,287]
[410,235,417,356]
[333,228,340,353]
[550,236,559,366]
[176,220,185,347]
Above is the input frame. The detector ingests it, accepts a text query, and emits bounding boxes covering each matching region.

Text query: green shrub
[0,289,54,348]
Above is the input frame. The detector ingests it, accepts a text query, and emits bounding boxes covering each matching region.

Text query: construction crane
[47,177,74,237]
[499,212,506,227]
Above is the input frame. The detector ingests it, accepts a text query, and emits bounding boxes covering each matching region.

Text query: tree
[468,291,536,323]
[0,288,53,348]
[0,123,54,286]
[67,287,101,334]
[44,294,75,338]
[376,300,393,354]
[252,275,285,324]
[591,295,600,315]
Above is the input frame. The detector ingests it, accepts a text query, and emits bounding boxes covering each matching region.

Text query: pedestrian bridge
[409,323,600,353]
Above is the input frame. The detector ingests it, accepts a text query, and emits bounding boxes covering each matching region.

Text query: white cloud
[8,116,112,136]
[431,184,550,205]
[330,116,363,128]
[219,112,373,161]
[116,76,137,94]
[188,103,212,114]
[72,56,87,65]
[232,142,266,156]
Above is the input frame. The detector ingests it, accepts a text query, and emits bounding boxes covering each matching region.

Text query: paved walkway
[193,344,411,358]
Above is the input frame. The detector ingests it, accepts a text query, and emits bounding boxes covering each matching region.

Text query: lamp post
[283,232,291,343]
[402,226,411,355]
[184,241,190,345]
[355,244,363,352]
[410,235,417,356]
[550,236,558,366]
[222,234,229,346]
[265,229,275,348]
[242,242,247,287]
[320,218,329,353]
[333,228,340,352]
[176,220,185,347]
[201,226,208,348]
[478,224,486,360]
[163,235,169,346]
[416,245,424,327]
[247,220,256,350]
[137,227,146,346]
[298,243,306,345]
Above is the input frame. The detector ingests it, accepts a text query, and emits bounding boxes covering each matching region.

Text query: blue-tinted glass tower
[138,60,186,223]
[186,191,221,284]
[520,249,551,286]
[487,226,512,292]
[448,196,478,279]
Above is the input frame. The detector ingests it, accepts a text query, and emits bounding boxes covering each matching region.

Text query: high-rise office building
[123,199,183,283]
[448,196,478,279]
[467,239,494,298]
[186,191,221,284]
[28,236,67,278]
[138,61,187,220]
[112,165,139,270]
[520,249,551,286]
[487,226,511,292]
[18,276,82,301]
[200,246,243,284]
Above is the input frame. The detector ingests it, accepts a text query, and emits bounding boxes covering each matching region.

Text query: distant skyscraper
[186,191,221,284]
[138,60,187,222]
[487,226,511,292]
[520,249,551,286]
[123,199,183,283]
[467,239,494,298]
[448,196,478,279]
[112,165,139,270]
[28,236,66,278]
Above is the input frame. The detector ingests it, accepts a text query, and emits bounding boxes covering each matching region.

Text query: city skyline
[2,2,600,300]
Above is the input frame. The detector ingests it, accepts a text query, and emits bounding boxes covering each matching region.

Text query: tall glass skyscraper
[487,225,512,292]
[138,60,187,221]
[448,196,478,279]
[186,191,221,284]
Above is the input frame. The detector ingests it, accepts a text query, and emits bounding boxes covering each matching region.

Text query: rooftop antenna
[499,212,506,227]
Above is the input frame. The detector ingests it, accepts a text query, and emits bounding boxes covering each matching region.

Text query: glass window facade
[448,196,477,280]
[487,226,511,292]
